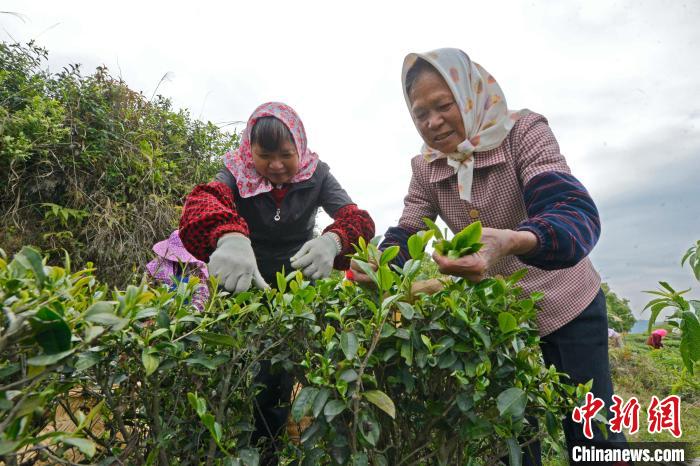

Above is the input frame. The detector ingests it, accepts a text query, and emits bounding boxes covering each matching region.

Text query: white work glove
[208,234,269,293]
[290,233,342,280]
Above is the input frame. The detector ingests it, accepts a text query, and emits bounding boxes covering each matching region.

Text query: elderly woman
[353,48,627,464]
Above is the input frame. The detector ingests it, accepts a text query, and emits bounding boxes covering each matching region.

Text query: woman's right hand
[349,259,445,300]
[208,233,269,292]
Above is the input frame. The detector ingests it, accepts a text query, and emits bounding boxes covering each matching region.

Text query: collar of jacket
[427,147,506,184]
[285,174,317,194]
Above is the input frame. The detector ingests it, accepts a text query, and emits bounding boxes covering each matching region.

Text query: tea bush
[0,41,237,286]
[1,234,581,465]
[643,240,700,374]
[284,237,580,465]
[601,283,635,333]
[0,246,273,465]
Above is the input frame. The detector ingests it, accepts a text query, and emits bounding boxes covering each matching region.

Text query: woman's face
[251,138,299,185]
[409,70,466,153]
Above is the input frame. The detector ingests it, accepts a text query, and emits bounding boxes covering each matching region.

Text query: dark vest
[215,162,352,282]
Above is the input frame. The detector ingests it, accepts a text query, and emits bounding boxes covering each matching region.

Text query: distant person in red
[646,328,667,349]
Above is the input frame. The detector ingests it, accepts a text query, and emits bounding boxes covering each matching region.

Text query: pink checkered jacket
[397,111,601,336]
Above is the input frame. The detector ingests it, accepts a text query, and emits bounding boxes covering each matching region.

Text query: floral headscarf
[402,48,525,202]
[224,102,319,198]
[145,230,209,311]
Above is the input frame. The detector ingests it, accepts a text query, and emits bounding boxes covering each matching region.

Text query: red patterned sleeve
[179,181,249,261]
[323,204,375,270]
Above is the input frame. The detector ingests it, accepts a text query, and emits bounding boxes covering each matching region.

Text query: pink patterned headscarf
[146,230,209,311]
[224,102,320,198]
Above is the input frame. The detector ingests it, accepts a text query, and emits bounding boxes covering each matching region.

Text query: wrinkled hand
[208,233,269,292]
[348,258,377,285]
[349,260,444,299]
[290,233,341,280]
[432,227,536,282]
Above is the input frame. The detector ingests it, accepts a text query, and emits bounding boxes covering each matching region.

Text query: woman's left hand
[432,227,537,282]
[290,233,342,280]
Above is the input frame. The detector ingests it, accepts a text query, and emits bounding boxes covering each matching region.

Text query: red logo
[647,395,682,438]
[572,392,605,439]
[573,392,683,439]
[609,395,641,434]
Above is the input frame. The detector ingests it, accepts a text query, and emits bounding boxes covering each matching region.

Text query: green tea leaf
[324,399,346,422]
[15,246,47,287]
[30,307,71,353]
[276,270,287,294]
[377,265,394,291]
[396,302,415,320]
[188,393,207,417]
[680,311,700,373]
[0,440,20,456]
[380,246,400,266]
[401,340,413,366]
[27,348,75,366]
[63,437,96,458]
[0,363,20,379]
[142,348,159,376]
[239,447,260,466]
[292,386,318,422]
[422,217,443,240]
[434,239,452,256]
[200,332,235,347]
[358,411,380,446]
[545,411,560,437]
[340,332,359,360]
[447,249,461,260]
[77,400,104,431]
[135,308,158,320]
[407,234,425,260]
[312,388,331,418]
[497,387,527,418]
[452,221,482,250]
[74,352,100,372]
[363,390,396,419]
[184,356,218,370]
[498,312,518,334]
[351,452,369,466]
[84,325,104,343]
[421,335,432,351]
[339,368,358,382]
[508,268,528,284]
[151,327,171,339]
[506,437,522,466]
[85,302,128,330]
[646,302,669,333]
[471,323,492,348]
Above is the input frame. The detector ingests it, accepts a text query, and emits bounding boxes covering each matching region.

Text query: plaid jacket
[390,111,601,336]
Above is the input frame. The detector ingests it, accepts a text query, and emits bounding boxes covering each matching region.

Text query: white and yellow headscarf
[402,48,524,201]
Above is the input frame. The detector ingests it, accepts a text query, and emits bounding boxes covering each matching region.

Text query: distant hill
[629,319,649,334]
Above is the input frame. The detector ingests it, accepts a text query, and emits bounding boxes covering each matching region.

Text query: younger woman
[179,101,374,463]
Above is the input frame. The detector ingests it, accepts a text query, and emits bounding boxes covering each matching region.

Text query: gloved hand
[290,233,341,280]
[208,233,269,293]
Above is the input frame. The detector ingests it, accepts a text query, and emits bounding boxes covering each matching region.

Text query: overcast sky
[3,0,699,318]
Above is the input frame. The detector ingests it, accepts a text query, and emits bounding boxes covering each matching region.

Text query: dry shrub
[0,41,237,286]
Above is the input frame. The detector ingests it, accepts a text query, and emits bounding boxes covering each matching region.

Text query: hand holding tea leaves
[424,218,537,283]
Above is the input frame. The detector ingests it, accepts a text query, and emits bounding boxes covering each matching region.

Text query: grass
[543,331,700,465]
[609,333,699,446]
